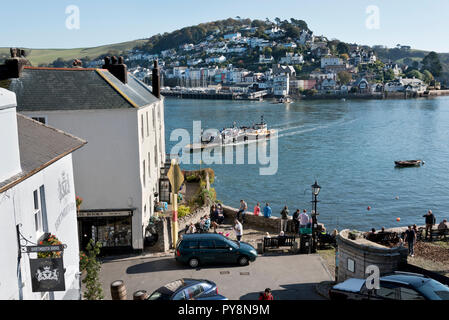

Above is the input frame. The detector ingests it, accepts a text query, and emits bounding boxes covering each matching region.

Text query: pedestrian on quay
[404,225,416,257]
[210,204,218,222]
[233,219,243,246]
[186,222,196,234]
[237,199,247,223]
[423,209,436,240]
[263,203,272,218]
[258,288,274,300]
[299,209,310,229]
[438,219,448,230]
[280,205,289,232]
[254,202,261,216]
[216,203,225,224]
[292,209,300,234]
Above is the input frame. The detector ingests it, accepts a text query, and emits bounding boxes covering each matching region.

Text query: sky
[1,0,449,52]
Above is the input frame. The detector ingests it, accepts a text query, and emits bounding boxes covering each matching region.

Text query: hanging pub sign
[30,258,66,292]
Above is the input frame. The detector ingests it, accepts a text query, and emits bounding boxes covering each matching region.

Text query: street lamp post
[311,181,321,253]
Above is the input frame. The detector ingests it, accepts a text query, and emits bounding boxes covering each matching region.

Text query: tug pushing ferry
[186,116,276,152]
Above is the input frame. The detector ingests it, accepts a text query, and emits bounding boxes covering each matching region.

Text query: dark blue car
[175,233,258,268]
[147,278,227,300]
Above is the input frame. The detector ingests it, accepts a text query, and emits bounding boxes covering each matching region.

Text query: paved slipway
[97,253,333,300]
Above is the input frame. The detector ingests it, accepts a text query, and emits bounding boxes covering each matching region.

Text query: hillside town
[79,20,441,100]
[2,8,449,306]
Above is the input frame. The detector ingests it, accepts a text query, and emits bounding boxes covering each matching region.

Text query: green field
[0,39,147,66]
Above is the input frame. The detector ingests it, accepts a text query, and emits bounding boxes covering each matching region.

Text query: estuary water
[164,97,449,231]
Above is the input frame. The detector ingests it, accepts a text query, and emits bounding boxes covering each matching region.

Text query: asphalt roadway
[98,253,333,300]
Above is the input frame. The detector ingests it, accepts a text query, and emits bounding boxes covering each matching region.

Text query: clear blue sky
[1,0,449,52]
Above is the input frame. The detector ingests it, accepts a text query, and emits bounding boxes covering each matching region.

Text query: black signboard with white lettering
[27,245,65,253]
[30,258,66,292]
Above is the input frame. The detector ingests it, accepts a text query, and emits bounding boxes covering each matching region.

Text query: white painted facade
[0,90,81,300]
[21,99,166,250]
[0,154,81,300]
[0,90,21,182]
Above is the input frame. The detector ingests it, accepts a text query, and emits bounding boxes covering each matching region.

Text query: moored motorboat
[394,160,422,167]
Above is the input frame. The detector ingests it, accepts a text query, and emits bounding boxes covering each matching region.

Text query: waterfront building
[0,88,86,300]
[1,52,166,255]
[384,77,427,93]
[289,79,317,94]
[273,73,290,97]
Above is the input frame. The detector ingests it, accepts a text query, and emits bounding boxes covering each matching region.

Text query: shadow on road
[126,257,247,274]
[239,283,325,300]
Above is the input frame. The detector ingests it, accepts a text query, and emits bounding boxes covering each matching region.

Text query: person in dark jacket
[404,225,416,256]
[280,206,289,232]
[423,209,436,240]
[292,209,300,234]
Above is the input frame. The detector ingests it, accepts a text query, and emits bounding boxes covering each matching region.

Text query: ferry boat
[186,116,276,152]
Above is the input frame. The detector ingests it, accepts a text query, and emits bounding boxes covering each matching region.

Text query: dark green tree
[337,71,352,85]
[336,42,350,55]
[406,69,423,80]
[422,70,434,84]
[384,69,395,81]
[421,51,442,77]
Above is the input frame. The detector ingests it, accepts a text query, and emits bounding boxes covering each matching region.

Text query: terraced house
[1,51,166,255]
[0,88,86,300]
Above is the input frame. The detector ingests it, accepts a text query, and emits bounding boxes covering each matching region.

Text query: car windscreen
[148,280,186,300]
[147,290,171,300]
[416,279,449,300]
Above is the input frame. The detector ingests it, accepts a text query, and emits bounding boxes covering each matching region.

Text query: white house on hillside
[2,53,166,255]
[0,88,86,300]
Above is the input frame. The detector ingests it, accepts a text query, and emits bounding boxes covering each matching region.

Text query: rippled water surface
[164,97,449,231]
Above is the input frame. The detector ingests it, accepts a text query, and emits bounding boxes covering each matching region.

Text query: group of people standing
[238,200,312,234]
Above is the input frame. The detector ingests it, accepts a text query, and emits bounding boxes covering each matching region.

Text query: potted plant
[76,196,83,211]
[37,234,63,258]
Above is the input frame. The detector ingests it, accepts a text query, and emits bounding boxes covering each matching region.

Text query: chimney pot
[0,48,30,79]
[152,59,161,99]
[102,55,127,84]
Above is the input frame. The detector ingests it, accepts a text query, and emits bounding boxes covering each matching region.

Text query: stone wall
[222,205,295,233]
[151,204,211,252]
[336,229,408,283]
[178,205,211,233]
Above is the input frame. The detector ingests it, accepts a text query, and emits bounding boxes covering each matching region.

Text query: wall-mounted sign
[30,258,66,292]
[27,245,65,253]
[77,210,132,218]
[347,258,355,273]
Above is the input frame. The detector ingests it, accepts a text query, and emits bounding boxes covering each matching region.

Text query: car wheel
[189,258,200,268]
[238,255,249,266]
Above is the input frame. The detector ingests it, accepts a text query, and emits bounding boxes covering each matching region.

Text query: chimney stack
[0,48,31,80]
[72,59,83,68]
[152,60,160,99]
[102,55,128,84]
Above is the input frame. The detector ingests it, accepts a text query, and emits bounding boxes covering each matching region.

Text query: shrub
[186,174,200,182]
[178,205,191,218]
[82,239,103,300]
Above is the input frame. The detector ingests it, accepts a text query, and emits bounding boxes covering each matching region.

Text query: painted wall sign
[77,210,132,218]
[30,258,66,292]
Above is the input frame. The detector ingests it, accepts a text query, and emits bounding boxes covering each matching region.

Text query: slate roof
[0,114,86,192]
[6,67,158,112]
